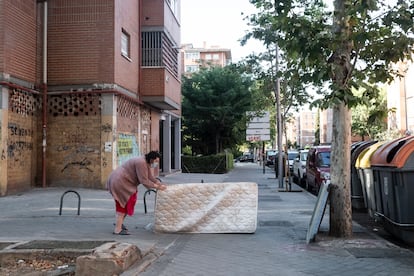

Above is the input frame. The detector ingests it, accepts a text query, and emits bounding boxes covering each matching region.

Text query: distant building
[320,108,333,144]
[181,43,232,75]
[296,110,317,148]
[387,55,414,135]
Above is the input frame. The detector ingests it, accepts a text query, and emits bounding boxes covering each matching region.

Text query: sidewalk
[1,162,414,275]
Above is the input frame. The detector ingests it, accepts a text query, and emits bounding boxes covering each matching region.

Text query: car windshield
[317,152,331,167]
[288,152,298,160]
[300,152,308,161]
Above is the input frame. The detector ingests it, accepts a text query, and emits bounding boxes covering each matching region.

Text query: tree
[244,0,413,237]
[351,87,388,140]
[181,65,253,155]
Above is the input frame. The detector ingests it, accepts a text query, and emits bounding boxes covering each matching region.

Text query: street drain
[13,240,113,250]
[259,220,294,227]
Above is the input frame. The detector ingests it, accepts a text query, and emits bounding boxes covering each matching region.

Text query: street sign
[246,128,270,135]
[246,111,271,142]
[246,134,270,142]
[246,122,270,129]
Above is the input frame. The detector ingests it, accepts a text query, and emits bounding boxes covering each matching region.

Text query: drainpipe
[42,1,48,188]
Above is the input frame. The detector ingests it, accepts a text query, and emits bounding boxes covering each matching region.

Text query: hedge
[181,153,234,174]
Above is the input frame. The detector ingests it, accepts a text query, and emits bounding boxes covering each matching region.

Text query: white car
[293,149,309,185]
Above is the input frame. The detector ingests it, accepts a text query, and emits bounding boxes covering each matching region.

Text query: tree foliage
[243,0,414,237]
[351,86,388,140]
[244,0,413,108]
[181,65,253,155]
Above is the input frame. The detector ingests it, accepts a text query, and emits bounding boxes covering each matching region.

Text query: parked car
[305,145,331,192]
[293,149,309,185]
[272,151,299,177]
[265,150,277,166]
[236,152,254,163]
[287,150,299,172]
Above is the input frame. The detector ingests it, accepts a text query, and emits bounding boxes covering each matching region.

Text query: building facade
[180,43,232,75]
[0,0,181,195]
[387,56,414,135]
[294,110,317,148]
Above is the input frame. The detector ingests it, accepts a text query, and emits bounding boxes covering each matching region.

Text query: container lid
[370,136,414,168]
[355,141,385,169]
[351,140,377,167]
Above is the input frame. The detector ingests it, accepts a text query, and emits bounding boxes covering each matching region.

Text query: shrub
[182,153,233,174]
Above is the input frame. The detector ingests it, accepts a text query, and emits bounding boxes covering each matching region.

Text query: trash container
[355,141,385,218]
[370,135,414,244]
[350,140,377,209]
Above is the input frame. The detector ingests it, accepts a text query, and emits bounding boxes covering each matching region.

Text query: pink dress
[107,156,159,208]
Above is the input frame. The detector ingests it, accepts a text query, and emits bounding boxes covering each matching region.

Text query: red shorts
[115,192,137,216]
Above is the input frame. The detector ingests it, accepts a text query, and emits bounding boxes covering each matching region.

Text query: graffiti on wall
[117,133,139,165]
[7,123,33,165]
[61,157,93,172]
[55,127,97,173]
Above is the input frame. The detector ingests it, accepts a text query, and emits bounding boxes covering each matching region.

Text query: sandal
[113,223,128,231]
[113,229,130,235]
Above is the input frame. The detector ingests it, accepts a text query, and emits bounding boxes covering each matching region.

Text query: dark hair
[145,151,161,163]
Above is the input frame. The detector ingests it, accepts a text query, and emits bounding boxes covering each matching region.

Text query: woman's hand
[155,182,167,191]
[158,184,167,191]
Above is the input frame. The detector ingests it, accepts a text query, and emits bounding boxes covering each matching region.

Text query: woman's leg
[114,212,127,233]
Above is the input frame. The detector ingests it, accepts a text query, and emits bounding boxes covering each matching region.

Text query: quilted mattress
[154,182,258,233]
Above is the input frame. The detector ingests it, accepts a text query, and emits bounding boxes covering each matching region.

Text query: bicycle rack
[143,189,157,214]
[59,190,81,215]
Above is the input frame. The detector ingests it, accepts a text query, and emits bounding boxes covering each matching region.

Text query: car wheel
[305,179,312,192]
[296,170,301,185]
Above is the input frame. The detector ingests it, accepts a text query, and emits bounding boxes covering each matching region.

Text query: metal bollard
[59,190,81,215]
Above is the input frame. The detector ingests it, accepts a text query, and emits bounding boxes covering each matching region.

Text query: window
[142,31,162,66]
[205,54,212,60]
[185,52,200,60]
[185,65,199,73]
[121,29,131,59]
[213,54,219,60]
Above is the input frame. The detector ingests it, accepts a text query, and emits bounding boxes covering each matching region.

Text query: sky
[180,0,265,62]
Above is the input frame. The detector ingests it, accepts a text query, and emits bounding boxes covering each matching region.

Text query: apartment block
[180,43,232,75]
[295,110,317,148]
[0,0,181,195]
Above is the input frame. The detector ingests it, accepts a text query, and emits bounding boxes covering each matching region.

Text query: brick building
[0,0,182,195]
[180,43,232,75]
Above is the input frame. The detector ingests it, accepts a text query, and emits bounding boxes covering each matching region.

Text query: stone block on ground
[75,242,141,276]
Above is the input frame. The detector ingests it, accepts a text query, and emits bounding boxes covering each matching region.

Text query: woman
[107,151,167,235]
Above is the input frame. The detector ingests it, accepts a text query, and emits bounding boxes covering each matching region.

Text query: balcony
[140,31,180,110]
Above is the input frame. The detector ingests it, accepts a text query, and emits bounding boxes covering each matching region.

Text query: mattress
[154,182,258,233]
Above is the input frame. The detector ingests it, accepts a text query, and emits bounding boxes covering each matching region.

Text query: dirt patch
[0,240,113,275]
[0,255,76,276]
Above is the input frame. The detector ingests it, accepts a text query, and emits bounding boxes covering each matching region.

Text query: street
[138,162,414,276]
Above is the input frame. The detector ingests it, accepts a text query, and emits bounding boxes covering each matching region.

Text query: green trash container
[370,135,414,244]
[351,140,377,209]
[355,141,385,218]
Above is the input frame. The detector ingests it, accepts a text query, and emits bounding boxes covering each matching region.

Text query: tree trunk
[329,0,353,237]
[329,103,352,237]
